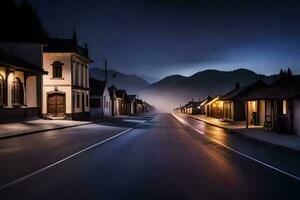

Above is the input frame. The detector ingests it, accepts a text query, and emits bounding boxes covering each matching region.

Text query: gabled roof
[206,96,220,105]
[245,75,300,100]
[108,85,117,99]
[89,78,107,96]
[116,90,126,99]
[116,89,130,102]
[0,49,46,74]
[43,38,93,62]
[221,80,267,101]
[186,101,201,108]
[128,95,137,102]
[136,99,143,104]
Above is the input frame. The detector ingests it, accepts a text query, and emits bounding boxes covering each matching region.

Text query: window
[283,100,287,115]
[81,64,84,87]
[75,62,79,86]
[104,96,106,108]
[77,94,80,108]
[86,94,89,107]
[12,77,23,105]
[72,92,75,110]
[85,66,88,87]
[72,61,76,85]
[77,62,80,86]
[52,61,63,78]
[0,75,4,106]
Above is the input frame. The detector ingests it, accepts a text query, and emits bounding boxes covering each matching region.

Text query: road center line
[0,118,154,191]
[172,113,300,182]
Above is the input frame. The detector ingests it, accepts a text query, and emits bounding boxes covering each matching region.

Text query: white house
[42,33,93,119]
[0,42,45,121]
[89,78,112,118]
[109,85,120,116]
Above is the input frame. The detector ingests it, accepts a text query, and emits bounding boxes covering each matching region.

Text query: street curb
[182,114,299,152]
[0,118,114,140]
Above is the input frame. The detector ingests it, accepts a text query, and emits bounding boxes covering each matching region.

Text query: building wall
[0,67,40,121]
[258,100,266,126]
[72,90,89,113]
[43,53,72,116]
[43,53,90,119]
[102,87,112,117]
[43,86,71,114]
[223,101,234,121]
[26,76,37,107]
[294,98,300,136]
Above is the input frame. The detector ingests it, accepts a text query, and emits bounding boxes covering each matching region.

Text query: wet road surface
[1,113,300,199]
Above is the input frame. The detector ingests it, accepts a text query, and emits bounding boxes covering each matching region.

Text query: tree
[0,0,48,42]
[287,68,293,77]
[279,68,286,78]
[18,0,48,42]
[0,0,19,41]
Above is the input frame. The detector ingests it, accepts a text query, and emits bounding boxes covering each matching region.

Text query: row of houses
[89,78,150,119]
[176,77,300,136]
[0,31,151,122]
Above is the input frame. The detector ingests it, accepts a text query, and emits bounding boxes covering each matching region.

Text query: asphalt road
[1,113,300,200]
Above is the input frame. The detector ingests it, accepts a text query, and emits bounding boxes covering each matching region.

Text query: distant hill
[89,68,150,94]
[140,68,280,112]
[138,74,160,84]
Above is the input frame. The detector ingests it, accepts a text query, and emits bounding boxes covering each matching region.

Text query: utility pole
[104,58,108,83]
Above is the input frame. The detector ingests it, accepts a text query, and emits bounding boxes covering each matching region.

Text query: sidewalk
[0,119,98,139]
[188,114,246,129]
[186,114,300,151]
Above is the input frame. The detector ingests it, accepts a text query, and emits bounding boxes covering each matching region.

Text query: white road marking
[0,117,154,191]
[172,113,300,182]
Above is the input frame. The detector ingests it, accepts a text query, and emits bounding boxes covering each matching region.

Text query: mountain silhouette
[89,68,150,94]
[141,68,280,112]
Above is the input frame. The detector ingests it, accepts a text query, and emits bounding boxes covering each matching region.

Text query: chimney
[235,82,240,89]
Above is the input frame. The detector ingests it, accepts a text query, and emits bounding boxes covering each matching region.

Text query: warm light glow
[248,101,257,112]
[283,100,287,115]
[207,97,219,106]
[218,101,223,108]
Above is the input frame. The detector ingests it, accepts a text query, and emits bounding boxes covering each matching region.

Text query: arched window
[52,61,63,78]
[0,75,4,106]
[12,77,23,105]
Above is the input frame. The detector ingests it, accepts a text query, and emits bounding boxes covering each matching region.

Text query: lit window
[283,100,287,115]
[52,61,63,78]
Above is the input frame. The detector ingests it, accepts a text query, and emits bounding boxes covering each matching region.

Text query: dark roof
[245,76,300,100]
[116,89,130,102]
[108,86,114,99]
[186,101,200,108]
[0,49,46,74]
[128,95,137,102]
[89,78,107,96]
[136,99,143,104]
[221,80,267,101]
[43,38,93,62]
[116,90,126,98]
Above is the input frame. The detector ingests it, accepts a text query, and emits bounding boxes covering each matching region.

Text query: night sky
[28,0,300,78]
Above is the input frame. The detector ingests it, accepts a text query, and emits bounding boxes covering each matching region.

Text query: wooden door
[48,93,65,117]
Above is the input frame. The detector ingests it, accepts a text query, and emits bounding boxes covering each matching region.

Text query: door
[48,93,65,117]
